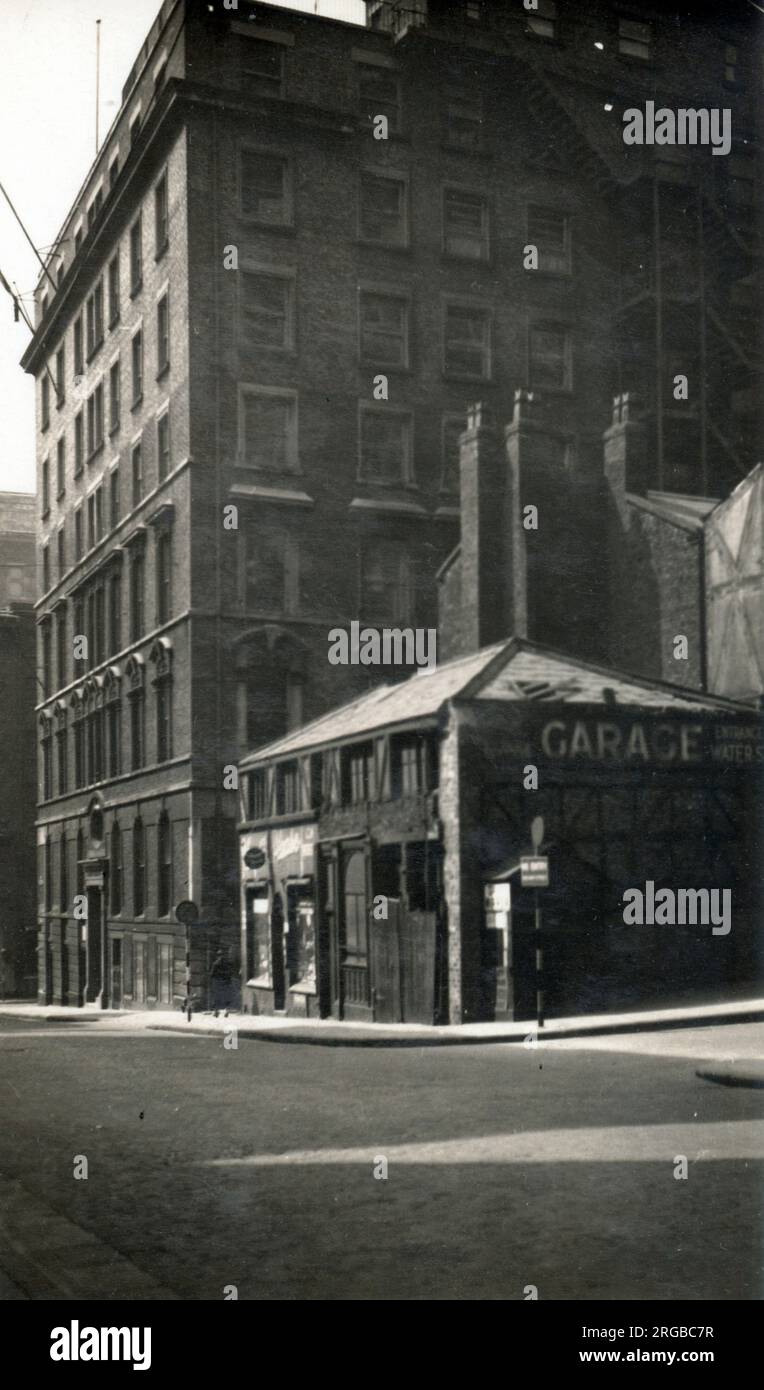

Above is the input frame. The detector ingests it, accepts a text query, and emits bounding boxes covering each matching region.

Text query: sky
[0,0,365,495]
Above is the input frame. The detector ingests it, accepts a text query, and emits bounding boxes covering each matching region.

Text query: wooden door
[370,898,401,1023]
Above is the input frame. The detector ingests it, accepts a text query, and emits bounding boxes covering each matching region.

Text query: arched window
[72,694,86,789]
[133,817,146,916]
[54,701,68,795]
[126,656,145,771]
[104,668,122,778]
[110,821,122,916]
[157,812,172,917]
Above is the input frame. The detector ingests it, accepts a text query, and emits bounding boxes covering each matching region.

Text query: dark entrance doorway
[86,886,103,1003]
[271,893,286,1011]
[110,937,123,1008]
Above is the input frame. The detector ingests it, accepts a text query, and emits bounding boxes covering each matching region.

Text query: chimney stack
[457,399,527,653]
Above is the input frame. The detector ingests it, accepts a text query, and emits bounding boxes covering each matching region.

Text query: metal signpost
[522,817,548,1028]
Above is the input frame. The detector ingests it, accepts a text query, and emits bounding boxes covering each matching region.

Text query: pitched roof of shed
[241,639,753,766]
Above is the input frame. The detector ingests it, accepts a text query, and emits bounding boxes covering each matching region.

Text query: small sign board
[244,846,266,870]
[175,900,199,926]
[484,882,511,913]
[520,856,549,888]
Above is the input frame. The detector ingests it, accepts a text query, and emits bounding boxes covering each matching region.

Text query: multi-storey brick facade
[0,492,37,997]
[24,0,761,1007]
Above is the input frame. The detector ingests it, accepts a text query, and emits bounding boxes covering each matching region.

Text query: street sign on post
[520,856,549,888]
[243,847,266,870]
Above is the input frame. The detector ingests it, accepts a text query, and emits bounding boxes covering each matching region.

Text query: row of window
[39,170,169,432]
[239,274,572,380]
[371,3,740,79]
[236,376,570,482]
[40,418,172,593]
[244,735,434,822]
[41,303,170,513]
[40,648,174,800]
[40,529,172,697]
[41,813,174,921]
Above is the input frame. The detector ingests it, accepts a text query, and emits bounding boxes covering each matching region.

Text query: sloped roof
[240,642,507,766]
[241,639,752,766]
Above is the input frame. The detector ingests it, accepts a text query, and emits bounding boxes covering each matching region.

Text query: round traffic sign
[175,899,199,925]
[244,846,266,870]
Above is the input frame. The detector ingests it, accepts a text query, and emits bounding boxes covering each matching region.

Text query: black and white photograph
[0,0,762,1346]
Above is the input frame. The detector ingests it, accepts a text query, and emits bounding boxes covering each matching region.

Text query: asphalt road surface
[0,1016,762,1300]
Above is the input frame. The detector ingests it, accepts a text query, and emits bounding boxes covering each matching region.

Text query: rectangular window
[74,411,84,474]
[108,469,118,528]
[41,456,50,515]
[130,111,141,150]
[444,302,491,378]
[276,761,300,815]
[74,315,84,377]
[526,0,557,39]
[56,608,67,688]
[74,505,83,560]
[109,359,121,432]
[129,216,143,292]
[359,172,407,245]
[95,484,104,542]
[527,206,571,274]
[618,17,652,61]
[109,154,119,190]
[130,550,145,641]
[154,172,169,253]
[360,292,409,367]
[109,570,121,654]
[247,770,268,820]
[244,524,297,614]
[359,408,411,484]
[157,411,170,481]
[443,188,489,261]
[443,90,483,150]
[41,375,50,431]
[347,745,374,805]
[107,252,120,326]
[724,44,738,84]
[87,493,96,550]
[361,543,410,624]
[156,530,172,623]
[86,382,104,455]
[395,738,425,796]
[157,292,170,373]
[132,330,143,404]
[130,697,145,772]
[240,271,293,349]
[240,151,291,225]
[56,437,66,497]
[131,441,143,506]
[240,388,298,472]
[55,347,65,406]
[158,942,172,1003]
[358,65,400,132]
[241,37,284,96]
[42,542,50,593]
[530,325,571,390]
[86,280,104,357]
[87,186,103,228]
[156,682,172,762]
[57,524,65,579]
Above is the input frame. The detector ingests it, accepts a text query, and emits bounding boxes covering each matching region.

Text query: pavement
[1,993,763,1048]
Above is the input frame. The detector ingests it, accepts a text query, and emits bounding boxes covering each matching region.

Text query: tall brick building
[25,0,761,1007]
[0,492,37,997]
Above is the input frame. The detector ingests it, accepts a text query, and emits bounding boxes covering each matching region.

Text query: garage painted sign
[538,716,762,766]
